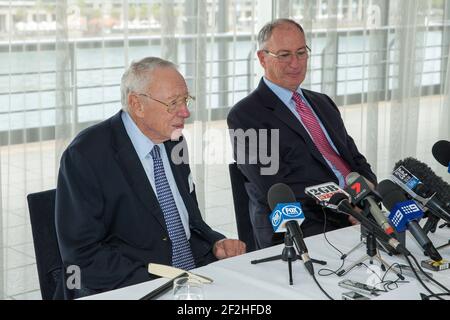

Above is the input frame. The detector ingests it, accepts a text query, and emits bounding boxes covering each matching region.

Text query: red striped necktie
[292,91,351,180]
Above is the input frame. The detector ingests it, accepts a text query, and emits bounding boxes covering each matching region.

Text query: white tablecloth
[82,225,450,300]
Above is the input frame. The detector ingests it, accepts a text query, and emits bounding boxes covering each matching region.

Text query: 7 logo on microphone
[346,177,372,204]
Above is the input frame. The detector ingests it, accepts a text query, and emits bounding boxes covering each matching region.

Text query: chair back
[228,163,257,252]
[27,189,64,300]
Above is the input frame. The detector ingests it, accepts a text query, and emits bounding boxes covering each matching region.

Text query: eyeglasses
[136,93,195,114]
[262,46,311,63]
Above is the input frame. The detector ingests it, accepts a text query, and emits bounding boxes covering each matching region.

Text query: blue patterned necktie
[150,145,196,270]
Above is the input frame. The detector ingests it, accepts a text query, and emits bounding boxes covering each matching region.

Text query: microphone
[327,193,410,256]
[377,180,442,262]
[304,182,351,205]
[391,159,450,224]
[285,220,314,275]
[432,140,450,172]
[268,183,305,233]
[267,183,313,274]
[345,172,394,236]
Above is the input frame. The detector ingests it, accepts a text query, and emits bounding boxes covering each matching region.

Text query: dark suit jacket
[227,79,376,249]
[55,111,225,298]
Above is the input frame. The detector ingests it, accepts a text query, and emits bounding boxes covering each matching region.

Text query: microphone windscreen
[267,183,296,211]
[432,140,450,167]
[328,192,349,206]
[394,157,450,206]
[377,180,408,211]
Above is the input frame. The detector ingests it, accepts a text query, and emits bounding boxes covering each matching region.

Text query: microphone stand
[436,222,450,251]
[340,206,395,260]
[250,231,327,285]
[436,222,450,250]
[422,216,450,252]
[337,205,403,279]
[341,225,397,260]
[338,232,395,277]
[340,237,365,261]
[436,240,450,251]
[423,216,450,252]
[423,214,440,234]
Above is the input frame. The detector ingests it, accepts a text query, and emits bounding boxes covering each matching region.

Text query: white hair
[120,57,177,112]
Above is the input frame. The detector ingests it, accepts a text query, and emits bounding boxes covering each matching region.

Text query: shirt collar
[121,111,158,160]
[263,77,307,104]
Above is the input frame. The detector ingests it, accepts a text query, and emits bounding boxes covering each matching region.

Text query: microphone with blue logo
[267,183,314,276]
[268,187,305,234]
[377,180,442,262]
[390,160,450,231]
[392,161,450,216]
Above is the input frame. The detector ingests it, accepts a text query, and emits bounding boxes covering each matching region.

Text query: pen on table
[139,272,189,300]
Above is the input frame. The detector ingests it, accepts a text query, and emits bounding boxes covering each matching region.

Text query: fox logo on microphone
[270,203,304,233]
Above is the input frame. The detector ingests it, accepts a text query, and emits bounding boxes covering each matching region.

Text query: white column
[253,0,274,84]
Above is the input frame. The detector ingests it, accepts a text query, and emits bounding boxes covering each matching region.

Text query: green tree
[15,8,27,22]
[141,4,149,20]
[129,5,137,21]
[77,0,87,16]
[432,0,444,9]
[151,3,161,21]
[111,7,121,21]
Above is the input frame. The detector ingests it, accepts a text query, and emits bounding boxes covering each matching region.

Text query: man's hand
[348,203,365,225]
[348,215,360,225]
[213,239,246,260]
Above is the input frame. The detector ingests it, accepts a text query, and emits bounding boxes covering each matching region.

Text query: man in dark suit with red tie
[227,19,377,249]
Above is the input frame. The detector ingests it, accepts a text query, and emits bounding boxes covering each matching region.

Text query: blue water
[0,31,443,131]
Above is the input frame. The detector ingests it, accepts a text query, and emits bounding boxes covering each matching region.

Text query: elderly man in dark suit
[56,57,245,298]
[227,19,376,249]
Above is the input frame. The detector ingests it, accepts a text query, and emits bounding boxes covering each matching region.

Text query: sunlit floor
[0,96,448,299]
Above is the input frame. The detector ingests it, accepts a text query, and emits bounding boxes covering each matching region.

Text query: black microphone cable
[352,261,404,293]
[316,194,450,299]
[403,255,446,300]
[310,272,335,300]
[317,208,347,277]
[408,254,450,294]
[289,219,336,300]
[316,208,400,296]
[375,261,422,293]
[268,183,336,300]
[420,292,450,300]
[329,193,447,297]
[379,262,408,292]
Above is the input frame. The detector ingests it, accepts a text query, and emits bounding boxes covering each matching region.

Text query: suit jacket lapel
[256,80,310,142]
[256,79,332,170]
[110,111,167,231]
[164,139,196,216]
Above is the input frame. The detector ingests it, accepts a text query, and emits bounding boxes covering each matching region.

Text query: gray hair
[257,18,305,50]
[120,57,177,112]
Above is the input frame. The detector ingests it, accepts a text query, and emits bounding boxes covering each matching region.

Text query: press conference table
[83,225,450,300]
